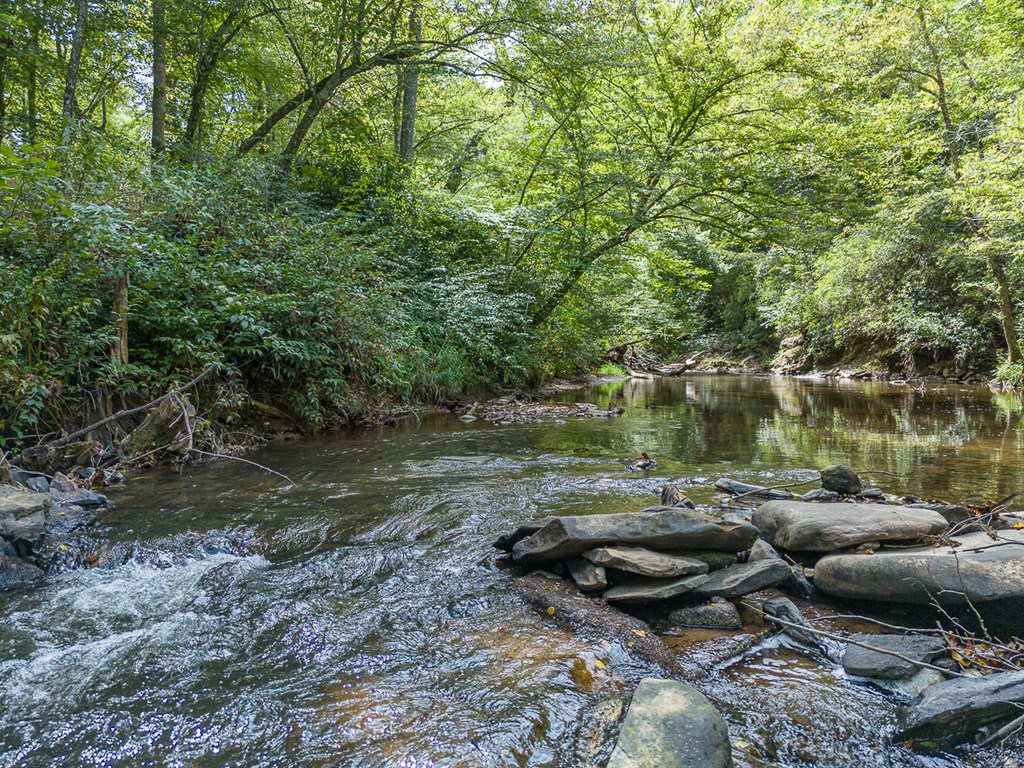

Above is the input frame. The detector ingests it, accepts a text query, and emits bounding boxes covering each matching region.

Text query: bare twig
[742,601,965,678]
[187,448,295,487]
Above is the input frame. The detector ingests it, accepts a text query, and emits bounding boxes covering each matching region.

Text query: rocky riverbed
[496,465,1024,763]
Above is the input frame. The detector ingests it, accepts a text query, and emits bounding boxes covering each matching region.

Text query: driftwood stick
[979,710,1024,748]
[35,365,218,450]
[741,601,965,678]
[728,476,820,503]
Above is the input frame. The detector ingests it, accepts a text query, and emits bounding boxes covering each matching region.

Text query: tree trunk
[110,273,130,365]
[239,51,403,158]
[152,0,168,154]
[531,226,638,325]
[61,0,89,149]
[987,248,1022,363]
[445,130,483,192]
[183,4,245,147]
[397,1,421,167]
[28,22,39,143]
[0,35,10,147]
[280,74,340,170]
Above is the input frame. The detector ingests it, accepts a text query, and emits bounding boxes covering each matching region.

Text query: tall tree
[152,0,168,153]
[61,0,90,149]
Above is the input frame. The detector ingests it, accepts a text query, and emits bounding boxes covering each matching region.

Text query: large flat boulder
[584,546,708,578]
[814,529,1024,605]
[512,508,758,564]
[0,486,49,544]
[693,559,792,598]
[751,500,947,552]
[603,574,710,604]
[843,634,945,680]
[608,678,733,768]
[899,670,1024,749]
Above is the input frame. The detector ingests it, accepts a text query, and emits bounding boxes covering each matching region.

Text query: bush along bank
[1,159,543,468]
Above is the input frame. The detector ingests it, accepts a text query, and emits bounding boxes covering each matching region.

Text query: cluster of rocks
[497,463,1024,756]
[0,470,110,590]
[459,395,624,425]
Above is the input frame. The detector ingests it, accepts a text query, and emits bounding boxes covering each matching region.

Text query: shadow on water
[1,375,1022,766]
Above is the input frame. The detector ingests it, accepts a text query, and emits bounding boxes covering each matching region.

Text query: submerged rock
[607,678,733,768]
[899,670,1024,749]
[819,464,863,495]
[814,529,1024,605]
[751,501,947,552]
[842,634,945,680]
[666,598,742,630]
[584,546,708,578]
[692,559,791,599]
[511,508,758,564]
[0,556,45,590]
[603,574,710,604]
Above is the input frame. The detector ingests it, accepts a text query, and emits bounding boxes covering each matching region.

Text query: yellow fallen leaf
[546,606,555,616]
[594,659,607,670]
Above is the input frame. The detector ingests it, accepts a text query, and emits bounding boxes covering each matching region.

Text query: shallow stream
[2,375,1022,767]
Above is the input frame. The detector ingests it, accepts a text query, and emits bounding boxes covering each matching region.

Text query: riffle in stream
[2,375,1022,766]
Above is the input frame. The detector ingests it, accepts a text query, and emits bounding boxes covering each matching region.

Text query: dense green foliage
[1,0,1023,448]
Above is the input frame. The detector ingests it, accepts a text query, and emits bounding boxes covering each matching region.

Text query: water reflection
[0,376,1019,766]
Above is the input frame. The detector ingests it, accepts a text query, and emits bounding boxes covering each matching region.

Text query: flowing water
[2,375,1023,767]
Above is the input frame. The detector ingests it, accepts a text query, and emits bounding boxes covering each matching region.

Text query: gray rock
[899,670,1024,749]
[666,598,742,630]
[0,539,16,558]
[0,486,50,543]
[801,488,839,502]
[748,538,781,561]
[0,556,45,590]
[751,501,947,552]
[783,567,815,599]
[49,476,107,508]
[843,634,945,680]
[858,487,884,500]
[762,597,821,650]
[24,476,49,493]
[820,464,863,495]
[692,559,791,599]
[604,574,710,604]
[458,414,477,422]
[661,484,696,509]
[682,551,740,571]
[45,503,97,538]
[814,529,1024,605]
[512,508,758,564]
[493,518,553,551]
[584,546,709,578]
[906,503,974,525]
[714,478,793,500]
[608,678,733,768]
[567,558,608,592]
